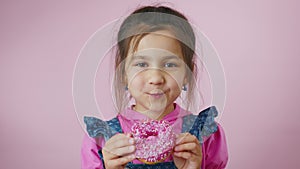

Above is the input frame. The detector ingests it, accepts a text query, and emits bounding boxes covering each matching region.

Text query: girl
[81,5,228,169]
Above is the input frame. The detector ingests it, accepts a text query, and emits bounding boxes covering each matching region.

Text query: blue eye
[165,63,178,67]
[135,62,148,67]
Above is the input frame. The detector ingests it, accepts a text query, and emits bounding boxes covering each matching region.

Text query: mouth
[146,91,165,99]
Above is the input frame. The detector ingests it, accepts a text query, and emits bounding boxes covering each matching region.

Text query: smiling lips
[147,92,165,99]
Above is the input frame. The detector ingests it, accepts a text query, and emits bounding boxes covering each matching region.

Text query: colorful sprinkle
[131,120,176,164]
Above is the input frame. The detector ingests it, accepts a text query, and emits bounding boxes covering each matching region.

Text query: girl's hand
[102,133,136,169]
[173,133,202,169]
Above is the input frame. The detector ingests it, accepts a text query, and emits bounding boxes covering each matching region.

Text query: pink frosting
[131,120,176,163]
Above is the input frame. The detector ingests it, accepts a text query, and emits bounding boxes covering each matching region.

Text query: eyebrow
[131,55,181,60]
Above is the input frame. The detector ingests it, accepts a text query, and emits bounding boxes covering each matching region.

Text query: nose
[147,69,165,85]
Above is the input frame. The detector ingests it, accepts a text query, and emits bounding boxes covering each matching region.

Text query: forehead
[130,30,183,59]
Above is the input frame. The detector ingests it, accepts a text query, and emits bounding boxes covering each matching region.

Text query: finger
[105,154,135,168]
[103,144,135,157]
[173,151,194,159]
[174,142,200,153]
[107,133,133,144]
[176,133,199,145]
[106,134,135,150]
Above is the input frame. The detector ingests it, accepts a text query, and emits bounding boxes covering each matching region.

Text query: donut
[131,120,176,164]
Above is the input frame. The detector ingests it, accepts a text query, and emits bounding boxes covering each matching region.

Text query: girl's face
[124,30,187,119]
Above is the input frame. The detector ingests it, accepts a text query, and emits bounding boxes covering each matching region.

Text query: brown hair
[113,6,197,112]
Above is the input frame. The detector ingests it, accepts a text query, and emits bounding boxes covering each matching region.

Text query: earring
[182,85,187,91]
[125,86,128,91]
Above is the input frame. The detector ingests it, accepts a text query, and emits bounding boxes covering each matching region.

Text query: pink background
[1,0,299,168]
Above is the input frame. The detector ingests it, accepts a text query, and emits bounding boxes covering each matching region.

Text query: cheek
[167,72,186,87]
[127,74,145,88]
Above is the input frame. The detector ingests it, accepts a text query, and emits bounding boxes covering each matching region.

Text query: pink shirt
[81,104,228,169]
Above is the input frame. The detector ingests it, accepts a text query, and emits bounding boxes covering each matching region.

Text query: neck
[133,103,175,120]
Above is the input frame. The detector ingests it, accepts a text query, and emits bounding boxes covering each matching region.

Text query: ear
[123,59,130,85]
[183,75,188,86]
[123,74,128,86]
